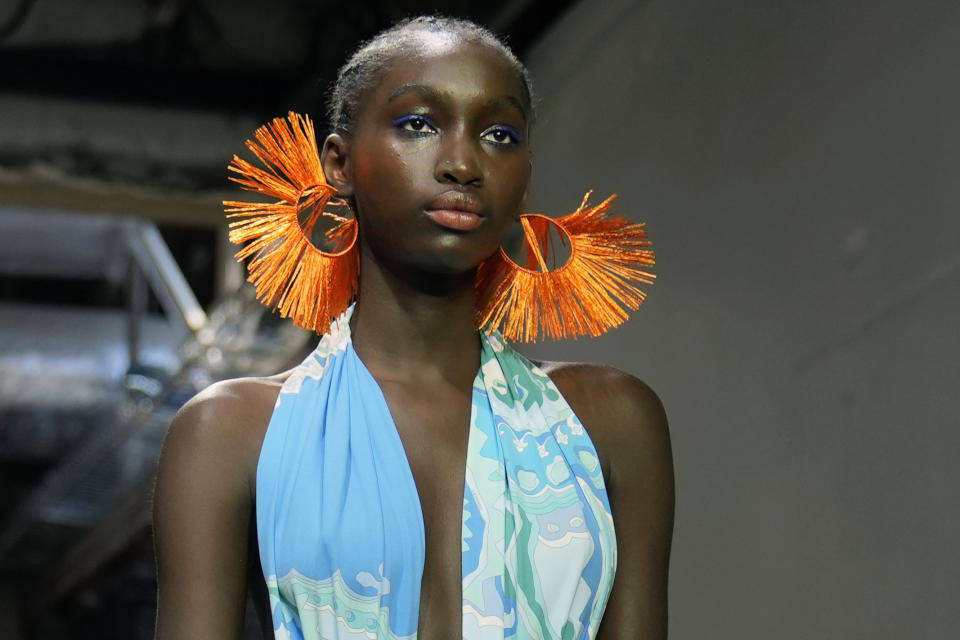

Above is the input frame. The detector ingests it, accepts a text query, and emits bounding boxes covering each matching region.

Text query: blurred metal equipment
[0,207,312,633]
[125,221,207,334]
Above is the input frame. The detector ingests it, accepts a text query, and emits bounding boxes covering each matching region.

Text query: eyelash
[393,115,437,135]
[481,125,523,146]
[392,115,523,146]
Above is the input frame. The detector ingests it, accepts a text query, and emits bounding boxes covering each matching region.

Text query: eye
[393,115,437,135]
[481,125,523,146]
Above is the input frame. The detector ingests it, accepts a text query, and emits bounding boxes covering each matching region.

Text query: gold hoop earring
[475,192,655,342]
[223,112,359,333]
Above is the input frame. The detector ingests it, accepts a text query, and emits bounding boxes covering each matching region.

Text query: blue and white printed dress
[256,308,617,639]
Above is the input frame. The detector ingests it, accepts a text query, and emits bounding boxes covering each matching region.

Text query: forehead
[365,38,528,115]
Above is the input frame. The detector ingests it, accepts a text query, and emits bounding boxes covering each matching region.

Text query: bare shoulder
[535,360,670,483]
[160,373,288,492]
[153,374,289,639]
[170,375,286,436]
[537,360,667,441]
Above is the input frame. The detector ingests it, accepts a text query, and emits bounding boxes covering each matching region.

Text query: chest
[378,381,472,638]
[256,346,618,640]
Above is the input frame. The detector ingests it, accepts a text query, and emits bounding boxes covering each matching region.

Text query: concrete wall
[521,1,959,637]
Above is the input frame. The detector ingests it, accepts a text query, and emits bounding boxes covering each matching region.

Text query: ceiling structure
[2,0,558,113]
[0,0,574,222]
[0,1,576,637]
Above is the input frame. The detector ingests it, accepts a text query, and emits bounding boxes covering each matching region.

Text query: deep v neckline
[256,308,618,640]
[347,333,482,555]
[346,330,483,639]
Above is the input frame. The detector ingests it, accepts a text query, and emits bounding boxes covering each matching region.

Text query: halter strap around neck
[256,307,616,639]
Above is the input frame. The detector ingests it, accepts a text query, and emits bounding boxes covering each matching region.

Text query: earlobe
[321,133,354,197]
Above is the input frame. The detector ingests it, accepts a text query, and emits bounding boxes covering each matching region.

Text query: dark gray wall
[521,1,960,637]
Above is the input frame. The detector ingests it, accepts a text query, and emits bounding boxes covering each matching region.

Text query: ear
[320,133,354,197]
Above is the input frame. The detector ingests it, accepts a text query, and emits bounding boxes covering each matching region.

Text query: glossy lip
[424,209,484,231]
[425,191,485,216]
[424,191,485,231]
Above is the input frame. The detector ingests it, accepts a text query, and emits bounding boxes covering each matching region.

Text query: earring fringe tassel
[476,192,655,342]
[223,112,358,333]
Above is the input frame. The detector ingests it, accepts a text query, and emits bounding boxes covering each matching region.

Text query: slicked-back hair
[326,15,536,137]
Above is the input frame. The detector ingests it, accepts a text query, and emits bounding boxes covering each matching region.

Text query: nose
[435,129,482,186]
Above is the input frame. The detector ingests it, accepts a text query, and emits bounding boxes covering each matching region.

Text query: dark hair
[327,15,536,136]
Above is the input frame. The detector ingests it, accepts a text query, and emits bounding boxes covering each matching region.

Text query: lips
[425,191,485,231]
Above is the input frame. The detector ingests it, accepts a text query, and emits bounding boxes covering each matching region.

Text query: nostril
[435,144,482,184]
[440,170,481,186]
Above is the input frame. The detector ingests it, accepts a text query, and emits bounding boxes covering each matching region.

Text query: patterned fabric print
[463,332,617,640]
[257,309,616,640]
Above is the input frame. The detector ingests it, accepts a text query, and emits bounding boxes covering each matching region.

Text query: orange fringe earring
[476,192,655,342]
[224,112,654,341]
[223,112,358,333]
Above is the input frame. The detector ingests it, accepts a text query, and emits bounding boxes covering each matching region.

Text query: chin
[405,242,493,278]
[414,253,479,276]
[363,225,502,280]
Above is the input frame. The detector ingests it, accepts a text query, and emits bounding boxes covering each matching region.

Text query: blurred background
[0,0,957,638]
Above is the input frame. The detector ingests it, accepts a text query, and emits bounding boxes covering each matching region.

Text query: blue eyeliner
[393,115,524,145]
[487,125,523,145]
[392,114,435,133]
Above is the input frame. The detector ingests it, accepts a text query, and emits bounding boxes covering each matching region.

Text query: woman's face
[330,39,532,275]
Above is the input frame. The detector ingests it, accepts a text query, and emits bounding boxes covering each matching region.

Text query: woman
[153,15,673,640]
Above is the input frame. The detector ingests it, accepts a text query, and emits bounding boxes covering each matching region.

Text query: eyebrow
[386,83,528,119]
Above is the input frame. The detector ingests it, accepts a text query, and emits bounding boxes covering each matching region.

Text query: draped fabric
[257,308,617,639]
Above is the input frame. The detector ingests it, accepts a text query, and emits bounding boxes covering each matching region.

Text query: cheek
[492,156,531,212]
[351,145,435,247]
[353,143,431,211]
[354,145,400,191]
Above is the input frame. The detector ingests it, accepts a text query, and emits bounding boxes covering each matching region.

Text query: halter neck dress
[256,308,617,640]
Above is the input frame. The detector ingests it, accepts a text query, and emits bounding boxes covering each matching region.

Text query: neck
[349,253,482,387]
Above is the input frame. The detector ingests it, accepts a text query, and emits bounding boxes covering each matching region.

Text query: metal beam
[125,221,208,333]
[0,176,227,227]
